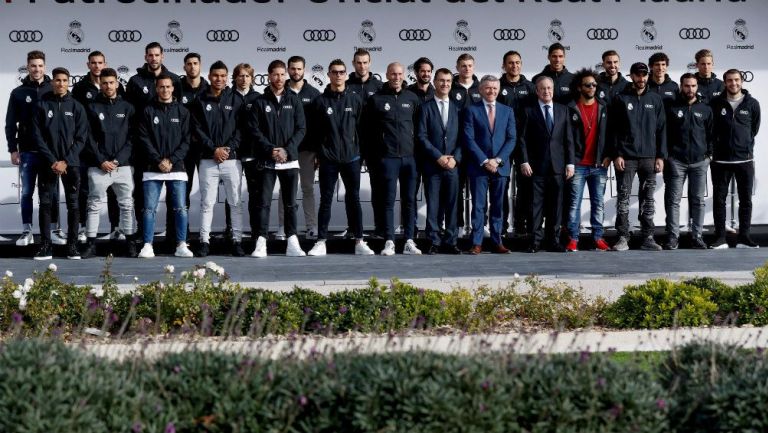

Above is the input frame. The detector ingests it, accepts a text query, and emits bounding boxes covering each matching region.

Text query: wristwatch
[495,157,504,167]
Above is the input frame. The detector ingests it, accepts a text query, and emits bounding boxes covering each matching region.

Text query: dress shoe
[548,242,566,253]
[427,245,439,255]
[491,243,510,254]
[467,245,483,255]
[440,245,462,255]
[527,243,540,253]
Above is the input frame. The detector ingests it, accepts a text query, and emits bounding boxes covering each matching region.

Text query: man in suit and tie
[517,76,575,253]
[417,68,462,255]
[463,75,517,254]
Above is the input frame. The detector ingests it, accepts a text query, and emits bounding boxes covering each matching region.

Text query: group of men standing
[3,42,761,259]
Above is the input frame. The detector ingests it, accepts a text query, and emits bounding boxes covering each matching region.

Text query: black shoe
[34,241,53,260]
[427,245,439,255]
[640,236,662,251]
[710,235,729,250]
[66,243,81,260]
[126,238,138,258]
[547,242,565,253]
[691,236,707,250]
[197,242,210,257]
[224,226,234,242]
[232,241,245,257]
[527,243,540,254]
[663,235,679,250]
[440,245,462,255]
[81,239,97,259]
[736,234,759,249]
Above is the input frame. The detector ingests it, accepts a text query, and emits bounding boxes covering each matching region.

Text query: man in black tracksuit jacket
[362,62,421,255]
[609,62,667,251]
[532,43,575,105]
[709,69,761,249]
[693,49,724,105]
[32,68,88,260]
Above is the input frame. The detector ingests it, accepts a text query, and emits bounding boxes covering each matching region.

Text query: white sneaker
[50,229,67,246]
[174,242,194,257]
[0,235,11,242]
[286,235,306,257]
[138,243,155,258]
[483,225,491,238]
[381,240,396,256]
[394,225,404,235]
[78,227,87,243]
[355,240,375,255]
[155,230,167,238]
[16,230,34,246]
[305,227,318,240]
[457,226,469,239]
[274,226,286,241]
[308,240,326,256]
[403,239,422,255]
[251,236,267,258]
[100,229,125,241]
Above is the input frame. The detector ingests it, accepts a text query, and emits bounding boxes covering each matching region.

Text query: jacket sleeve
[32,103,58,166]
[656,102,667,159]
[115,105,135,166]
[607,96,621,158]
[86,107,106,165]
[191,101,216,153]
[497,106,517,162]
[417,105,442,161]
[284,100,306,161]
[752,99,761,139]
[514,108,529,165]
[705,108,714,158]
[170,108,190,166]
[137,110,162,165]
[247,103,276,159]
[5,92,18,153]
[64,102,88,166]
[462,107,487,166]
[360,98,376,162]
[565,110,575,166]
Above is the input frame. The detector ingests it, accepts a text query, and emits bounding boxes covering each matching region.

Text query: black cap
[628,62,649,75]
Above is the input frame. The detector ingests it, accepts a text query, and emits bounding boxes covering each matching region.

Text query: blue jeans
[567,165,608,240]
[20,151,59,226]
[142,180,187,244]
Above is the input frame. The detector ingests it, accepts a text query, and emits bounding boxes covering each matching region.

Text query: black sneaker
[66,243,81,260]
[663,235,679,250]
[232,241,245,257]
[691,236,708,250]
[126,238,138,258]
[81,239,97,259]
[34,241,53,260]
[710,235,729,249]
[641,236,662,251]
[197,242,210,257]
[736,234,759,249]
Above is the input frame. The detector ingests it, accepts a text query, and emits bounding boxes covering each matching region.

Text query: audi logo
[253,74,269,87]
[493,29,526,41]
[303,29,336,42]
[207,30,239,42]
[399,29,431,41]
[8,30,43,43]
[741,70,754,82]
[108,30,142,43]
[586,28,618,40]
[678,28,710,40]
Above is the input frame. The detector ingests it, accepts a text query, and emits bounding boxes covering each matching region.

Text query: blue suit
[463,101,517,246]
[417,98,462,247]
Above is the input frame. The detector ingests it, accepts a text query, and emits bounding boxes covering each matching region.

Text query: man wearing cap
[609,62,666,251]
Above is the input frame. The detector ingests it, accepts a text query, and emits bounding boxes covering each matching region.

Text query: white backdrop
[1,0,765,234]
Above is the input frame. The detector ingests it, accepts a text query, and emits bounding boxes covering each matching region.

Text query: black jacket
[498,74,535,111]
[532,66,575,105]
[347,73,382,101]
[72,74,126,109]
[647,74,679,106]
[711,90,761,162]
[190,88,242,161]
[363,85,420,160]
[245,87,306,163]
[696,73,724,105]
[290,80,322,153]
[407,82,436,105]
[5,75,52,153]
[596,73,628,106]
[567,99,610,165]
[449,75,482,111]
[180,76,209,108]
[86,94,135,167]
[126,64,182,113]
[665,96,714,164]
[516,102,574,175]
[136,99,190,173]
[33,92,88,167]
[312,86,364,164]
[610,85,667,159]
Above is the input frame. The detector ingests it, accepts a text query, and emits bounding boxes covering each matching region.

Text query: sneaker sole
[736,244,759,249]
[33,256,52,261]
[711,244,730,250]
[68,256,81,260]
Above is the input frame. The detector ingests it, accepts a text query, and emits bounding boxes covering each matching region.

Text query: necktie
[487,103,495,132]
[544,104,554,133]
[440,100,448,128]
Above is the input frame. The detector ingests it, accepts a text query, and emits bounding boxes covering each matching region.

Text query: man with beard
[407,57,435,103]
[596,50,628,106]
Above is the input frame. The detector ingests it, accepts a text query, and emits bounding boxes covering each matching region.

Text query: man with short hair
[464,75,517,255]
[532,43,575,105]
[610,62,667,251]
[245,60,307,258]
[306,59,375,256]
[694,49,724,105]
[566,69,611,252]
[363,62,421,256]
[81,68,137,258]
[417,68,462,255]
[647,52,679,107]
[5,50,64,247]
[596,50,628,105]
[190,61,244,257]
[663,73,713,250]
[31,67,88,260]
[709,69,761,249]
[517,76,574,253]
[135,74,194,259]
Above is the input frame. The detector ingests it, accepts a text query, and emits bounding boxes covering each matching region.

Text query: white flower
[133,276,139,282]
[183,283,194,293]
[193,268,206,279]
[205,262,225,276]
[158,282,165,289]
[5,270,12,278]
[18,297,27,311]
[51,290,58,296]
[23,278,33,290]
[48,263,57,272]
[180,271,189,278]
[164,264,175,274]
[514,273,520,279]
[12,288,22,299]
[90,287,104,298]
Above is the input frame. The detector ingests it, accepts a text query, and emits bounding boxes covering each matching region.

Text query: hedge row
[3,340,767,432]
[1,260,768,336]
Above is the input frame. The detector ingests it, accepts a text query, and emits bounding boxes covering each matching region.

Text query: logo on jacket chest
[739,109,750,116]
[384,102,391,111]
[644,104,654,109]
[170,118,180,123]
[693,112,703,118]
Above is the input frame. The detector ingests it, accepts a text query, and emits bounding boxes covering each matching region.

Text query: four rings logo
[253,73,269,87]
[493,29,525,41]
[207,30,239,42]
[586,28,618,40]
[740,70,754,82]
[679,28,710,40]
[108,30,142,43]
[304,29,336,42]
[9,30,43,43]
[399,29,431,41]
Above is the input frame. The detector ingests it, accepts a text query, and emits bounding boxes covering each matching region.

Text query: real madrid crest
[359,20,376,44]
[455,93,462,101]
[384,103,390,111]
[311,64,326,88]
[265,105,272,113]
[677,110,684,118]
[548,19,564,43]
[67,20,84,46]
[641,19,657,43]
[182,96,188,104]
[142,86,149,94]
[47,110,53,118]
[153,116,160,124]
[206,104,212,111]
[502,89,508,96]
[263,20,280,45]
[732,19,748,42]
[326,107,333,115]
[721,108,727,115]
[454,20,471,45]
[166,21,183,46]
[627,103,634,111]
[98,112,105,121]
[573,114,578,121]
[25,96,32,104]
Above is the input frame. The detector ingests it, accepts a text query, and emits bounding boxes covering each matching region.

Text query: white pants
[198,158,243,243]
[278,150,317,229]
[86,166,135,237]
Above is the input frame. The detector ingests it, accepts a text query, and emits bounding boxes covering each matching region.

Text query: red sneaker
[594,238,610,251]
[565,239,578,252]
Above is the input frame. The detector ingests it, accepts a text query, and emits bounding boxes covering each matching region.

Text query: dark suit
[417,98,462,247]
[517,101,575,248]
[463,101,517,246]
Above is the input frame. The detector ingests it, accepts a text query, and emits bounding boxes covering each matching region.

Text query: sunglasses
[329,70,347,75]
[582,82,598,88]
